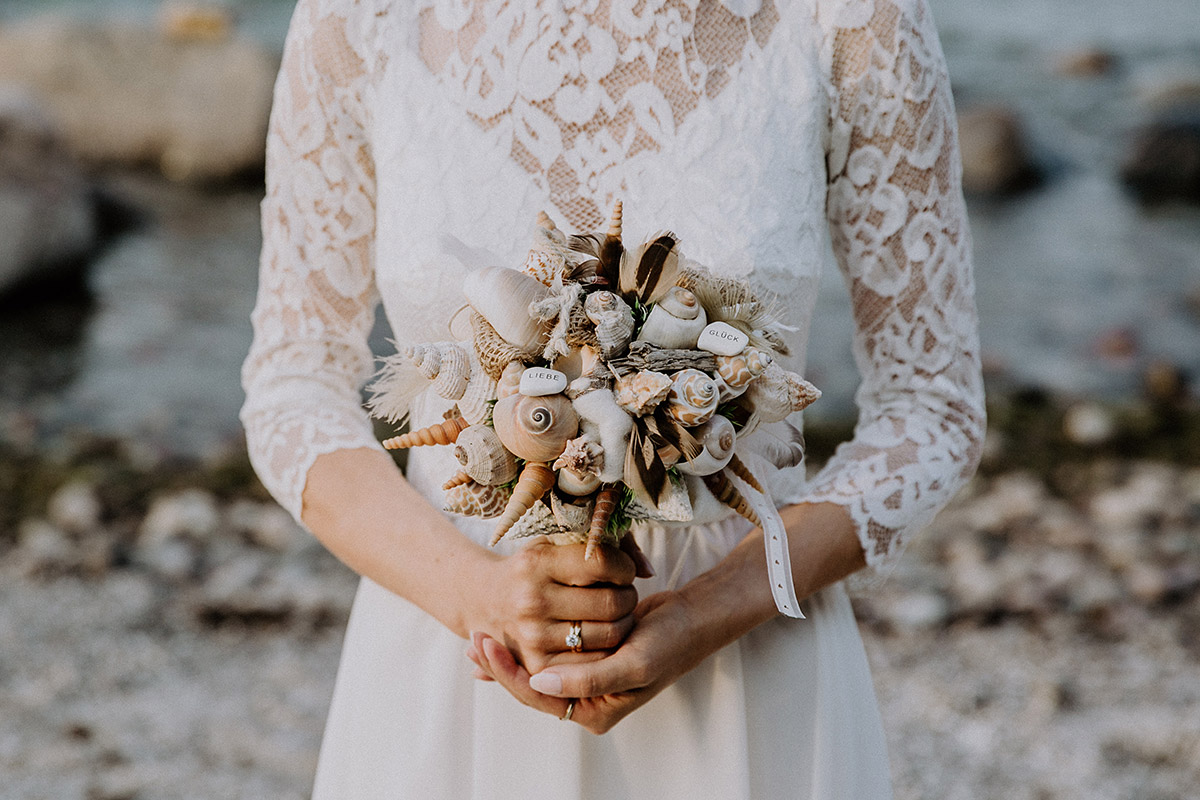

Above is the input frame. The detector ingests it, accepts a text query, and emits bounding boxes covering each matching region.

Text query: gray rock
[46,480,102,534]
[1119,100,1200,205]
[0,16,278,182]
[0,86,97,295]
[227,500,309,554]
[139,489,220,545]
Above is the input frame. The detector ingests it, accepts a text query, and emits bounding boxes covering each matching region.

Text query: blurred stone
[15,518,73,575]
[1123,562,1169,605]
[227,499,308,553]
[957,105,1041,196]
[1092,327,1139,363]
[0,85,97,296]
[139,489,220,545]
[883,592,951,631]
[0,16,277,182]
[1054,47,1118,78]
[1142,359,1189,405]
[46,480,102,534]
[1119,101,1200,205]
[1090,465,1174,532]
[1063,402,1116,446]
[159,2,235,43]
[138,536,197,582]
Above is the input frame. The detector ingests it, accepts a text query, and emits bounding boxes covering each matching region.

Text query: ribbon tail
[726,455,804,619]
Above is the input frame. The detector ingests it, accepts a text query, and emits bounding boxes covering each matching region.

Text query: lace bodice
[241,0,985,573]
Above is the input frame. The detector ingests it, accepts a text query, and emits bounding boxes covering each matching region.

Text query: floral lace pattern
[241,0,985,572]
[418,0,781,229]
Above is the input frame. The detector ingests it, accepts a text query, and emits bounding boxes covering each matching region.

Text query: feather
[645,409,703,462]
[622,232,680,303]
[624,418,668,506]
[367,348,429,425]
[598,200,624,290]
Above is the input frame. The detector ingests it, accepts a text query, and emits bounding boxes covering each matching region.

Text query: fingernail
[529,672,563,696]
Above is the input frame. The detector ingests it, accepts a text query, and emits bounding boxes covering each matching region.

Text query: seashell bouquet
[368,203,820,561]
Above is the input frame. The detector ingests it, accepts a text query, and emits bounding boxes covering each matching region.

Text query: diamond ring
[565,621,583,652]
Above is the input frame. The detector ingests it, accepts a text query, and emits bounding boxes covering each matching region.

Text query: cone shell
[676,414,736,476]
[584,291,635,358]
[443,471,473,491]
[444,481,512,519]
[491,462,556,544]
[614,370,673,416]
[745,364,822,423]
[382,417,469,449]
[464,267,553,351]
[664,369,720,427]
[636,287,707,350]
[491,393,579,463]
[453,425,519,486]
[586,485,622,559]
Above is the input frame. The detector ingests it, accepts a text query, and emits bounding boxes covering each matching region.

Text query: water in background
[2,0,1199,453]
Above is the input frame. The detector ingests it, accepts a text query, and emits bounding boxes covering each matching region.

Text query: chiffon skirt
[311,480,893,800]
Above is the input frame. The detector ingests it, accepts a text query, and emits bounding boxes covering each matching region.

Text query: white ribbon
[727,454,804,619]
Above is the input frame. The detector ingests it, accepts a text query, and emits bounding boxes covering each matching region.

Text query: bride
[241,0,984,796]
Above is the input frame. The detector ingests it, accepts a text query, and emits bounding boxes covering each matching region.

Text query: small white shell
[676,414,736,476]
[519,367,569,396]
[637,287,708,350]
[697,321,749,356]
[496,361,525,400]
[557,468,603,496]
[624,478,694,523]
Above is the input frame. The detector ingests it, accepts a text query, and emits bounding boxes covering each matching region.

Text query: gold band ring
[561,700,576,721]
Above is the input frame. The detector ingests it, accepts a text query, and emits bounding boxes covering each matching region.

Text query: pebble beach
[1,0,1199,798]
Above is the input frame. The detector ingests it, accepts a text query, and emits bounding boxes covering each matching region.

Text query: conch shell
[491,393,579,463]
[464,268,552,352]
[571,387,634,484]
[663,369,720,427]
[382,416,469,449]
[444,481,512,519]
[491,462,556,544]
[676,414,736,476]
[521,211,572,286]
[636,286,707,349]
[584,291,635,359]
[614,370,673,416]
[454,425,519,486]
[552,435,604,477]
[744,364,821,424]
[715,347,772,400]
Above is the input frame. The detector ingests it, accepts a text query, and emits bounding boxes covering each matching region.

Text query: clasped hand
[467,539,707,735]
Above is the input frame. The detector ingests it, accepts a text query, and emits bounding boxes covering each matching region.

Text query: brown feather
[622,233,679,303]
[624,419,668,505]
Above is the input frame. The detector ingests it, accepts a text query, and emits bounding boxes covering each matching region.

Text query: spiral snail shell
[453,425,519,486]
[715,347,773,400]
[584,291,635,358]
[636,286,708,350]
[676,414,737,476]
[664,368,720,427]
[491,393,579,463]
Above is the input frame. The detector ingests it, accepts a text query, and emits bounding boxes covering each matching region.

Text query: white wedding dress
[241,0,985,797]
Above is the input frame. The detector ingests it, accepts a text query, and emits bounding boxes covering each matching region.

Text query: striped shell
[715,347,773,400]
[664,368,720,427]
[492,463,556,544]
[614,370,673,416]
[454,425,518,486]
[492,393,579,463]
[443,481,512,519]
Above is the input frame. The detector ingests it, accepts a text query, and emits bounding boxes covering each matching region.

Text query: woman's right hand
[463,538,647,675]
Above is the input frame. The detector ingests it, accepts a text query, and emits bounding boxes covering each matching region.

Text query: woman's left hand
[468,590,708,734]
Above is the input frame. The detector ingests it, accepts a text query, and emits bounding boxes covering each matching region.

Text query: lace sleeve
[240,0,383,522]
[805,0,985,572]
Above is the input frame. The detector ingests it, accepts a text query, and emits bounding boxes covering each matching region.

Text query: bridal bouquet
[368,203,819,564]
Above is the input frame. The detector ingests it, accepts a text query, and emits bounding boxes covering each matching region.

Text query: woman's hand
[467,590,703,733]
[462,538,645,675]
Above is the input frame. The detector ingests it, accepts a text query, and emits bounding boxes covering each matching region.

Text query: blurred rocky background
[0,1,1197,798]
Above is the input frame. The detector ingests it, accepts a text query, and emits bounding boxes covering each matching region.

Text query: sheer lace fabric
[241,0,985,574]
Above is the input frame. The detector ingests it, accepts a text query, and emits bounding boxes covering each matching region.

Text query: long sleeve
[240,1,384,521]
[805,0,986,572]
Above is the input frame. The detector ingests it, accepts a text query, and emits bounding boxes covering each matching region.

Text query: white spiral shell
[636,287,708,349]
[664,368,720,427]
[675,414,736,476]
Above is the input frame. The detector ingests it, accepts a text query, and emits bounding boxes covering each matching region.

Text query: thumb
[529,650,648,698]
